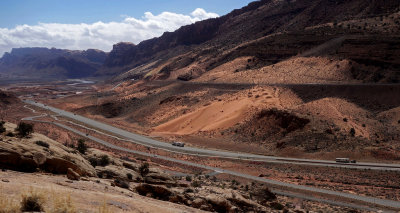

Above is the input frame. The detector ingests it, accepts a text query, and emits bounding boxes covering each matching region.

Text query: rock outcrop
[103,42,136,67]
[134,182,275,212]
[0,123,96,176]
[67,168,81,180]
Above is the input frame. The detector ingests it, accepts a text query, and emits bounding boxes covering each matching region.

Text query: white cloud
[0,8,219,56]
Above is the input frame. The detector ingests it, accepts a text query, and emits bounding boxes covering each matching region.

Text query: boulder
[135,184,173,201]
[191,198,207,208]
[95,163,175,186]
[144,176,175,185]
[122,162,138,172]
[227,191,258,207]
[146,171,173,181]
[114,178,130,189]
[0,122,96,177]
[96,165,139,181]
[67,168,80,181]
[226,191,264,212]
[205,194,233,213]
[168,194,186,205]
[250,186,277,204]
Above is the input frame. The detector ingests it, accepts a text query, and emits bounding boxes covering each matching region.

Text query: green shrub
[231,179,239,186]
[270,202,284,210]
[99,155,110,166]
[191,180,201,188]
[350,128,356,137]
[139,163,150,177]
[185,175,192,182]
[127,173,133,180]
[184,188,194,193]
[88,157,98,167]
[35,140,49,148]
[15,122,34,137]
[114,179,130,189]
[76,139,87,154]
[0,121,5,133]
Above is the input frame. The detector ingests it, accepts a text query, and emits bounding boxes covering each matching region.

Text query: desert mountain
[1,0,399,82]
[0,47,107,79]
[103,0,400,83]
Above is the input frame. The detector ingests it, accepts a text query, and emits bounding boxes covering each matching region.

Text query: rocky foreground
[0,121,360,212]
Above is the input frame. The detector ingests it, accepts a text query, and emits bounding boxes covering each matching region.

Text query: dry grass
[0,187,80,213]
[48,189,76,213]
[0,187,19,213]
[98,198,111,213]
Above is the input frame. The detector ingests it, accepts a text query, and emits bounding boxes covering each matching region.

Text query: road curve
[22,107,400,211]
[23,100,400,171]
[55,123,400,211]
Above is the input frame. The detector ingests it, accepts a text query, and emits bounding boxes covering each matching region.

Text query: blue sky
[0,0,254,55]
[0,0,254,28]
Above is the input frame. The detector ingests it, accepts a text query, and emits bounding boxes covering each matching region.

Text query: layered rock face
[100,0,400,83]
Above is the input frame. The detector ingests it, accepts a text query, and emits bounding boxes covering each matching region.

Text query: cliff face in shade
[100,0,400,83]
[0,47,107,79]
[103,42,136,67]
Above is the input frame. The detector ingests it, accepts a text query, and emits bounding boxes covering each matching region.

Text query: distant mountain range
[0,47,107,79]
[1,0,399,82]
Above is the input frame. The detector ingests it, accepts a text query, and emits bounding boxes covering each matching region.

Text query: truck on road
[336,158,356,163]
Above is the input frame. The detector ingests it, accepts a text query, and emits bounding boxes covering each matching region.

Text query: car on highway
[172,142,185,147]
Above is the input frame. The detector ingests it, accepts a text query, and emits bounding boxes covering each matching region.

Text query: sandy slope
[292,97,381,139]
[152,86,303,135]
[378,106,400,126]
[196,57,356,84]
[194,57,252,82]
[377,106,400,137]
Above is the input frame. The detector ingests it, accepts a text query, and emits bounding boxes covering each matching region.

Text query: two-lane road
[21,101,400,211]
[24,100,400,172]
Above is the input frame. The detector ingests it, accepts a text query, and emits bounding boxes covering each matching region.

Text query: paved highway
[23,100,400,171]
[21,104,400,211]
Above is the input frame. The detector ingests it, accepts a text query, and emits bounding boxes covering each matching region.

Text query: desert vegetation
[77,139,87,154]
[0,121,5,134]
[15,122,33,138]
[0,188,76,213]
